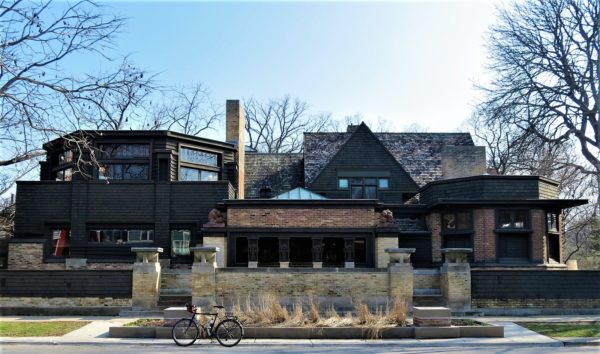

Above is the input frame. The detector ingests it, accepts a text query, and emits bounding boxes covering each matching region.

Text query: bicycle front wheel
[172,318,200,346]
[215,319,243,347]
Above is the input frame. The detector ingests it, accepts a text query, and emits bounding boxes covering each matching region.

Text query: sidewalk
[0,315,598,347]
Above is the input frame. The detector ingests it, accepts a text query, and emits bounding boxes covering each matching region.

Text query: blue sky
[84,1,499,136]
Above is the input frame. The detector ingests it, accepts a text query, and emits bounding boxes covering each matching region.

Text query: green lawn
[519,322,600,338]
[0,321,91,337]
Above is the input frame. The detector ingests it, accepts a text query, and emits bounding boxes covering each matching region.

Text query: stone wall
[375,237,398,268]
[0,297,131,307]
[228,207,377,228]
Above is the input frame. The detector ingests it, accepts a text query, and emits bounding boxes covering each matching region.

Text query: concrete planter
[110,324,502,339]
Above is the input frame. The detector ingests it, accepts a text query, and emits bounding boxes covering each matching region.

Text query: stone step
[413,288,441,296]
[119,309,164,318]
[413,294,445,307]
[160,288,192,295]
[413,306,452,327]
[157,294,192,308]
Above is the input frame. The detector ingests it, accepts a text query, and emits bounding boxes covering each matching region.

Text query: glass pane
[378,178,389,189]
[364,186,377,199]
[122,164,148,179]
[180,167,200,181]
[181,147,218,166]
[350,178,362,185]
[128,230,141,242]
[547,213,558,231]
[443,214,456,230]
[51,229,71,257]
[171,230,191,257]
[200,170,218,181]
[99,144,149,158]
[457,212,472,230]
[338,178,349,189]
[499,211,512,228]
[364,178,377,186]
[514,211,527,228]
[59,150,73,164]
[351,186,363,199]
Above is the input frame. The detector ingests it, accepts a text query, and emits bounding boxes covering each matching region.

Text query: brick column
[531,209,546,263]
[375,236,398,268]
[202,228,227,268]
[440,248,471,312]
[473,209,496,262]
[428,213,442,263]
[344,238,355,268]
[131,247,163,310]
[386,248,415,309]
[312,238,323,268]
[190,246,218,307]
[248,237,258,268]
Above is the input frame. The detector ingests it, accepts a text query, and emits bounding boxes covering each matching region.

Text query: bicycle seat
[213,305,225,309]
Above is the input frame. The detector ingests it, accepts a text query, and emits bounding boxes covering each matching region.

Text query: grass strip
[519,322,600,338]
[0,321,91,337]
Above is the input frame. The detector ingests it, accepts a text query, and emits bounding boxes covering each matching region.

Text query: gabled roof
[244,153,304,198]
[304,128,474,187]
[273,187,327,200]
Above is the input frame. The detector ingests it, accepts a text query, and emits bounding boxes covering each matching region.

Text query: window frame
[496,209,530,230]
[178,143,221,182]
[342,176,389,199]
[87,227,155,246]
[94,140,152,182]
[546,211,560,233]
[46,225,72,259]
[441,211,473,233]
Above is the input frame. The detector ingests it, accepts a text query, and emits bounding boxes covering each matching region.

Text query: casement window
[88,229,154,244]
[98,144,150,158]
[179,147,220,181]
[96,143,150,181]
[171,229,191,257]
[180,147,218,166]
[50,228,71,257]
[58,150,73,164]
[339,177,389,199]
[546,212,559,232]
[179,167,218,181]
[442,212,472,232]
[498,210,529,229]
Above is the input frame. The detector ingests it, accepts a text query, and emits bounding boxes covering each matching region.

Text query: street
[1,344,598,354]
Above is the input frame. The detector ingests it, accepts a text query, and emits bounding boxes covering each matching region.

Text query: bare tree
[0,0,153,177]
[147,84,222,136]
[481,0,600,205]
[244,96,332,153]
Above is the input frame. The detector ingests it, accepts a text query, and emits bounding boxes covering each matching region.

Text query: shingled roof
[244,153,304,198]
[303,130,475,187]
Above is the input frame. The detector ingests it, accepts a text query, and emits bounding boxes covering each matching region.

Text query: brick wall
[8,243,63,270]
[228,207,377,228]
[473,209,496,262]
[214,270,389,300]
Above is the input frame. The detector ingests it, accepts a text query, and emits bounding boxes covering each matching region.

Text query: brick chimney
[441,145,486,179]
[226,100,245,199]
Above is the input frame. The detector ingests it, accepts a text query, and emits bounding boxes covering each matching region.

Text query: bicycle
[171,303,244,347]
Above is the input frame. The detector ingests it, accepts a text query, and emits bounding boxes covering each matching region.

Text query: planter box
[109,324,502,339]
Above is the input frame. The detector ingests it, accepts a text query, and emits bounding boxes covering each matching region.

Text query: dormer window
[338,176,389,199]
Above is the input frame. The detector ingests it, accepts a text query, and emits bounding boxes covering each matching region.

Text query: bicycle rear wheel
[172,318,200,346]
[215,319,243,347]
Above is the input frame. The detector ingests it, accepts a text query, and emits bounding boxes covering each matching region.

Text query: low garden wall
[471,270,600,313]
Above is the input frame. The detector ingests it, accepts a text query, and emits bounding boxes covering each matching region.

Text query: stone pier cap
[441,248,472,263]
[385,248,416,264]
[131,247,163,263]
[190,246,220,265]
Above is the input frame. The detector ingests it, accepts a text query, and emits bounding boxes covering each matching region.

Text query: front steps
[413,268,445,307]
[158,269,191,309]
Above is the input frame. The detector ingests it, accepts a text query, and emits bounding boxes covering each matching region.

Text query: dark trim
[427,199,587,208]
[420,175,560,192]
[224,199,381,207]
[494,228,533,234]
[227,227,376,234]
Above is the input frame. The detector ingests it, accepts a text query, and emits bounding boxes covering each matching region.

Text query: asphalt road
[1,344,598,354]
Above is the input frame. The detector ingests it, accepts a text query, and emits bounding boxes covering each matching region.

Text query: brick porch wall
[427,213,442,262]
[227,207,377,228]
[531,209,545,263]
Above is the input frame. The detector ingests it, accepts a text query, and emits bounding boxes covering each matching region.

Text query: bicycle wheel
[215,318,243,347]
[172,318,200,346]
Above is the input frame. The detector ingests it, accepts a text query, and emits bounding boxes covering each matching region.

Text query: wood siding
[472,270,600,299]
[0,270,132,297]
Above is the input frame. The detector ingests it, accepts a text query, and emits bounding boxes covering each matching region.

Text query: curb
[0,339,565,347]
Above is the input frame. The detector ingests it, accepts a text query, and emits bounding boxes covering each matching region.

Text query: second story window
[99,164,149,180]
[443,212,472,231]
[55,168,73,181]
[547,212,559,232]
[179,146,220,182]
[98,144,150,158]
[97,143,150,181]
[498,210,529,229]
[58,150,73,164]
